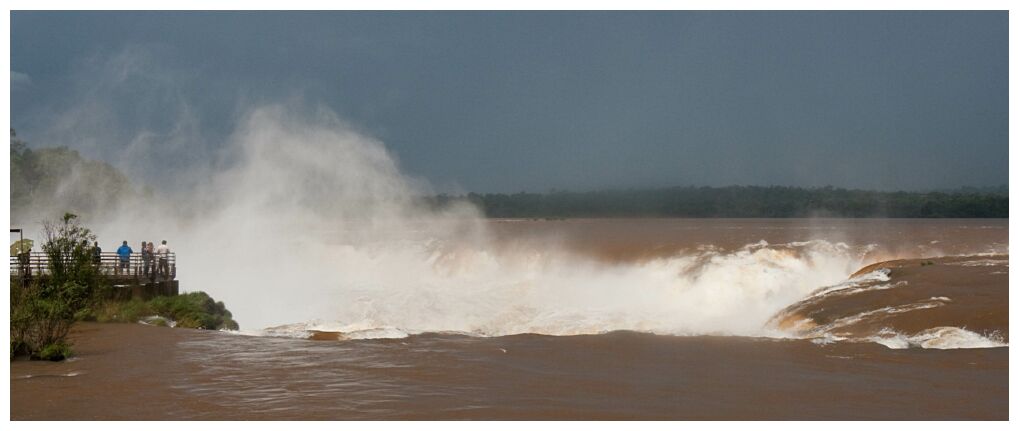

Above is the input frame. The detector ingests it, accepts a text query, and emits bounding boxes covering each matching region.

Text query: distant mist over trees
[10,129,143,224]
[10,128,1007,220]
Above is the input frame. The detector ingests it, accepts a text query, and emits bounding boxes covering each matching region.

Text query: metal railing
[10,251,177,281]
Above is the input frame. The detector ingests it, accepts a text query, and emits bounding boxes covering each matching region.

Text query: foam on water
[254,321,411,340]
[801,268,895,300]
[211,238,874,341]
[138,315,177,328]
[945,259,1008,267]
[771,265,1008,350]
[303,239,866,339]
[868,327,1007,350]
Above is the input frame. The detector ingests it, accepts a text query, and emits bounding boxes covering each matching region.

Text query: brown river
[10,218,1008,420]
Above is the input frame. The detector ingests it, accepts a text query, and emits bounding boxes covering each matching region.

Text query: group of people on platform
[91,239,172,279]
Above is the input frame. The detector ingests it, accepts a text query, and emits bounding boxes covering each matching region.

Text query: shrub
[149,292,239,330]
[99,292,239,331]
[10,213,107,360]
[93,298,152,323]
[34,342,73,361]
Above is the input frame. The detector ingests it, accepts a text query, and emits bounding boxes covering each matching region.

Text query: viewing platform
[10,252,179,300]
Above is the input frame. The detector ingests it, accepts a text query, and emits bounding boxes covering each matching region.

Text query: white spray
[16,103,873,336]
[32,105,866,336]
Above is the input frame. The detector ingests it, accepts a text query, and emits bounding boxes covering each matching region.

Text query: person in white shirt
[156,240,171,279]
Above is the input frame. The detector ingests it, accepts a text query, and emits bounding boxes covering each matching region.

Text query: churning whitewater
[254,239,868,340]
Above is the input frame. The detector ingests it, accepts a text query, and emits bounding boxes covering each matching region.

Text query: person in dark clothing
[17,247,31,276]
[92,241,102,268]
[143,241,155,279]
[141,241,150,277]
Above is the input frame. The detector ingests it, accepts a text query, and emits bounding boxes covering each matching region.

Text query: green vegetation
[36,342,73,362]
[429,185,1007,218]
[93,292,239,331]
[10,129,137,223]
[11,213,108,360]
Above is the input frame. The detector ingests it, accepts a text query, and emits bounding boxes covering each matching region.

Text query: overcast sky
[10,11,1008,193]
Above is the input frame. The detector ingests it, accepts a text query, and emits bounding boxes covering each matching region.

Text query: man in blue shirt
[116,240,133,275]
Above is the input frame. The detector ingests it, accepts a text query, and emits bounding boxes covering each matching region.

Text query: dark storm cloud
[10,11,1008,192]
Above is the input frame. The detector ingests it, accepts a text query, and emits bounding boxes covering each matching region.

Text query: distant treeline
[428,186,1008,218]
[10,129,1008,219]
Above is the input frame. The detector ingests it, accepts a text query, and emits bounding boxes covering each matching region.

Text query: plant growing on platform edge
[11,213,108,360]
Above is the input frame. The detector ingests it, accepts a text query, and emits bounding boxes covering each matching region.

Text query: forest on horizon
[11,130,1008,220]
[429,185,1007,218]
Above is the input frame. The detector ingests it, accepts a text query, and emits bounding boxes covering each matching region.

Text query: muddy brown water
[483,218,1007,262]
[9,323,1007,420]
[10,218,1009,420]
[773,255,1009,342]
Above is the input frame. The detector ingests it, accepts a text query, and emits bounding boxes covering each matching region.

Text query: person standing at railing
[116,241,133,275]
[92,241,102,268]
[17,246,31,277]
[142,241,155,279]
[156,240,171,280]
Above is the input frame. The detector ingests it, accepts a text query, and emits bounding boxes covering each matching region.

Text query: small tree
[10,213,107,360]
